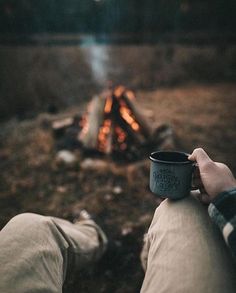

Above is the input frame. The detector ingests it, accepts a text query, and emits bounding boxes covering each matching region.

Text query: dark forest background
[0,0,235,35]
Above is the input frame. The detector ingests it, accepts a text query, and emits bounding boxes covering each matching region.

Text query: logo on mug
[153,169,181,192]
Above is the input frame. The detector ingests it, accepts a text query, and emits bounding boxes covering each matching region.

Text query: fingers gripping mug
[149,151,195,200]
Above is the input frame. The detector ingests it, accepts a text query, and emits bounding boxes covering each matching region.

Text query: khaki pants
[141,196,236,293]
[0,213,107,293]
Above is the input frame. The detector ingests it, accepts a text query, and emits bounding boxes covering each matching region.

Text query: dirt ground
[0,83,236,292]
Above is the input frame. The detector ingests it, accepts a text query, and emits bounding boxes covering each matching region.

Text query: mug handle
[191,162,199,190]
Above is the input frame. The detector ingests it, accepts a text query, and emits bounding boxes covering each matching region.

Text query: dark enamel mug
[149,151,195,199]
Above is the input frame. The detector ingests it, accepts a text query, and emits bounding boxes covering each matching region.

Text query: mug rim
[149,151,192,165]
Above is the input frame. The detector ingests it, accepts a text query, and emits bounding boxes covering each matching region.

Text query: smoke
[83,39,109,85]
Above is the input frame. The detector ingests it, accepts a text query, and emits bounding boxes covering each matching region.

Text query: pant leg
[0,213,107,293]
[141,196,236,293]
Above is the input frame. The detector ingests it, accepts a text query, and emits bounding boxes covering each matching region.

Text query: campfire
[52,85,174,161]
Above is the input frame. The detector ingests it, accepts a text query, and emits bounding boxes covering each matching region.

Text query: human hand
[188,148,236,204]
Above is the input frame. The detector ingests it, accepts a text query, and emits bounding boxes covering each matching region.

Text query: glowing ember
[98,119,112,152]
[78,101,94,140]
[115,126,127,143]
[120,143,127,150]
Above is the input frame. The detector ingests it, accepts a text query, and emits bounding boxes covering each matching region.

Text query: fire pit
[52,86,174,161]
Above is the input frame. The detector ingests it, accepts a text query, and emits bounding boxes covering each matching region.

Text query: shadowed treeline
[0,44,236,121]
[0,0,235,34]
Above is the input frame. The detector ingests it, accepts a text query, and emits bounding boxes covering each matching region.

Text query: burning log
[52,117,74,136]
[52,115,81,138]
[79,95,106,149]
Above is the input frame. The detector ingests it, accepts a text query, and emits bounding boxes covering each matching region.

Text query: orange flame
[126,90,136,100]
[104,96,113,113]
[120,106,140,132]
[80,86,141,153]
[114,86,125,98]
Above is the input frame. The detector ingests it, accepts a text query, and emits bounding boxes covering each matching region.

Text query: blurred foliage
[0,0,235,34]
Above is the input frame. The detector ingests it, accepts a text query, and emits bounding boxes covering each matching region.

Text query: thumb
[188,148,212,166]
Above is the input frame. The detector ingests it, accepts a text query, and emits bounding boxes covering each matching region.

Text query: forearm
[208,188,236,258]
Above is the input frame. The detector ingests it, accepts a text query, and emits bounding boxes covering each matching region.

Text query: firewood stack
[77,86,174,160]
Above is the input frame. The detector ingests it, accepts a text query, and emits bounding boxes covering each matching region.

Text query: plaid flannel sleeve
[208,188,236,259]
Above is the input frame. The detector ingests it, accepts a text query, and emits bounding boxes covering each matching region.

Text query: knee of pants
[8,213,55,237]
[10,212,47,225]
[151,196,207,225]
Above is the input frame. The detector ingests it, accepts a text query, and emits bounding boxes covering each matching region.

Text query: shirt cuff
[208,188,236,243]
